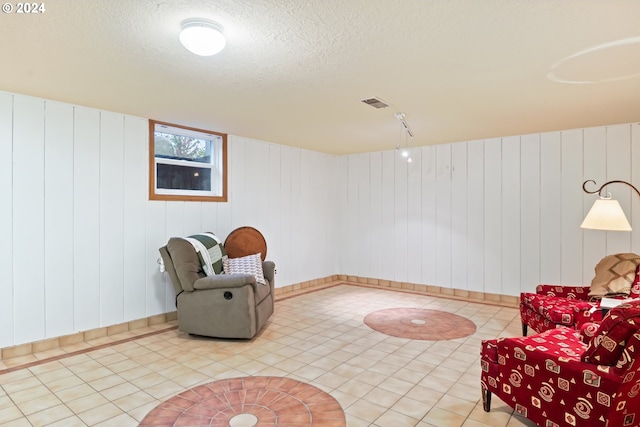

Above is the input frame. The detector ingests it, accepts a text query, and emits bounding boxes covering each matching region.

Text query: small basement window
[149,120,227,202]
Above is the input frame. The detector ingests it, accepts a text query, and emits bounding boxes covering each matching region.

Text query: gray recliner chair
[159,238,275,339]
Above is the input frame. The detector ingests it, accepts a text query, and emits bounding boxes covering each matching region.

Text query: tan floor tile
[313,371,350,389]
[0,396,14,411]
[92,412,139,427]
[0,405,24,424]
[127,400,161,422]
[117,365,153,381]
[88,374,126,392]
[345,399,387,423]
[1,377,41,395]
[25,404,73,427]
[377,376,415,395]
[128,372,165,389]
[43,415,91,427]
[77,402,123,426]
[292,364,326,381]
[0,417,33,427]
[374,409,419,426]
[435,393,477,417]
[54,383,96,403]
[65,392,109,414]
[15,394,62,416]
[390,395,431,420]
[142,380,183,400]
[339,379,375,399]
[99,382,140,402]
[44,375,85,393]
[362,387,403,408]
[8,385,50,404]
[111,391,156,412]
[422,407,467,427]
[0,285,534,427]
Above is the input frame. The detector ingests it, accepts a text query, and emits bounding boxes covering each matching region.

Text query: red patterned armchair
[481,300,640,427]
[520,284,602,336]
[520,253,640,336]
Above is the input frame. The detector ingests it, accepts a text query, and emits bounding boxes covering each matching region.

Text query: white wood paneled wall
[2,88,640,348]
[338,123,640,297]
[0,92,338,347]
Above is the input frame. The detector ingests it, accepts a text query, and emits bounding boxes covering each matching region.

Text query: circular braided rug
[364,307,476,340]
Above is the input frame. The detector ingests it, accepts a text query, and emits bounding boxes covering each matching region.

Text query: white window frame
[149,120,227,202]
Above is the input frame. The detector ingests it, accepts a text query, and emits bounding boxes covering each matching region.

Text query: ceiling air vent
[361,97,389,109]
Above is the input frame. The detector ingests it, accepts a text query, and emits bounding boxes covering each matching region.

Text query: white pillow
[223,253,266,285]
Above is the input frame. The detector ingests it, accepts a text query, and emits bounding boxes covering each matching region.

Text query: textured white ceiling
[2,0,639,154]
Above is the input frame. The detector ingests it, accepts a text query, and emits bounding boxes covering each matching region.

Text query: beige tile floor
[0,284,537,427]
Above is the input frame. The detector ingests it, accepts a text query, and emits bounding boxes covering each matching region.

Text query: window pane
[154,132,217,164]
[156,163,212,191]
[149,120,227,202]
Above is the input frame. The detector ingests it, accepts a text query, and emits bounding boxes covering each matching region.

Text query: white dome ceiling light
[179,18,226,56]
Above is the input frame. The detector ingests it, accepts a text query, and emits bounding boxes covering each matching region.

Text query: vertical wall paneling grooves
[451,142,467,290]
[44,101,74,338]
[582,126,607,280]
[561,129,584,285]
[632,124,640,254]
[289,148,302,284]
[394,151,409,283]
[73,107,101,332]
[605,124,632,254]
[299,151,315,278]
[278,147,294,286]
[183,202,203,236]
[267,144,282,275]
[230,137,247,229]
[501,136,520,295]
[435,145,451,288]
[520,134,541,292]
[381,151,395,281]
[483,139,501,294]
[0,93,13,347]
[5,88,640,347]
[357,154,371,278]
[420,146,436,286]
[123,117,147,321]
[539,132,562,283]
[345,155,359,277]
[466,140,484,291]
[369,153,383,280]
[407,148,423,284]
[99,112,125,326]
[145,199,167,316]
[245,139,269,231]
[164,199,184,312]
[13,96,46,344]
[213,133,232,240]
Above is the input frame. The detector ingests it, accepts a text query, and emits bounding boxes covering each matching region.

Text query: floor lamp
[581,180,640,231]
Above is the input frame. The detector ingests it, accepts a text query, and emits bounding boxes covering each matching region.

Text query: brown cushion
[589,253,640,297]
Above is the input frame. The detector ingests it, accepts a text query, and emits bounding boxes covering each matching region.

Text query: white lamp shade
[581,198,632,231]
[180,19,226,56]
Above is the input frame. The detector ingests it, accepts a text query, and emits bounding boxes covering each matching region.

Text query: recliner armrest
[262,261,275,286]
[194,274,257,291]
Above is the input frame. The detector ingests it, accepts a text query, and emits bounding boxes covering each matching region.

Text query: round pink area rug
[364,308,476,340]
[138,376,345,427]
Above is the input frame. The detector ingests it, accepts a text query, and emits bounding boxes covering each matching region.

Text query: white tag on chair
[157,257,165,273]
